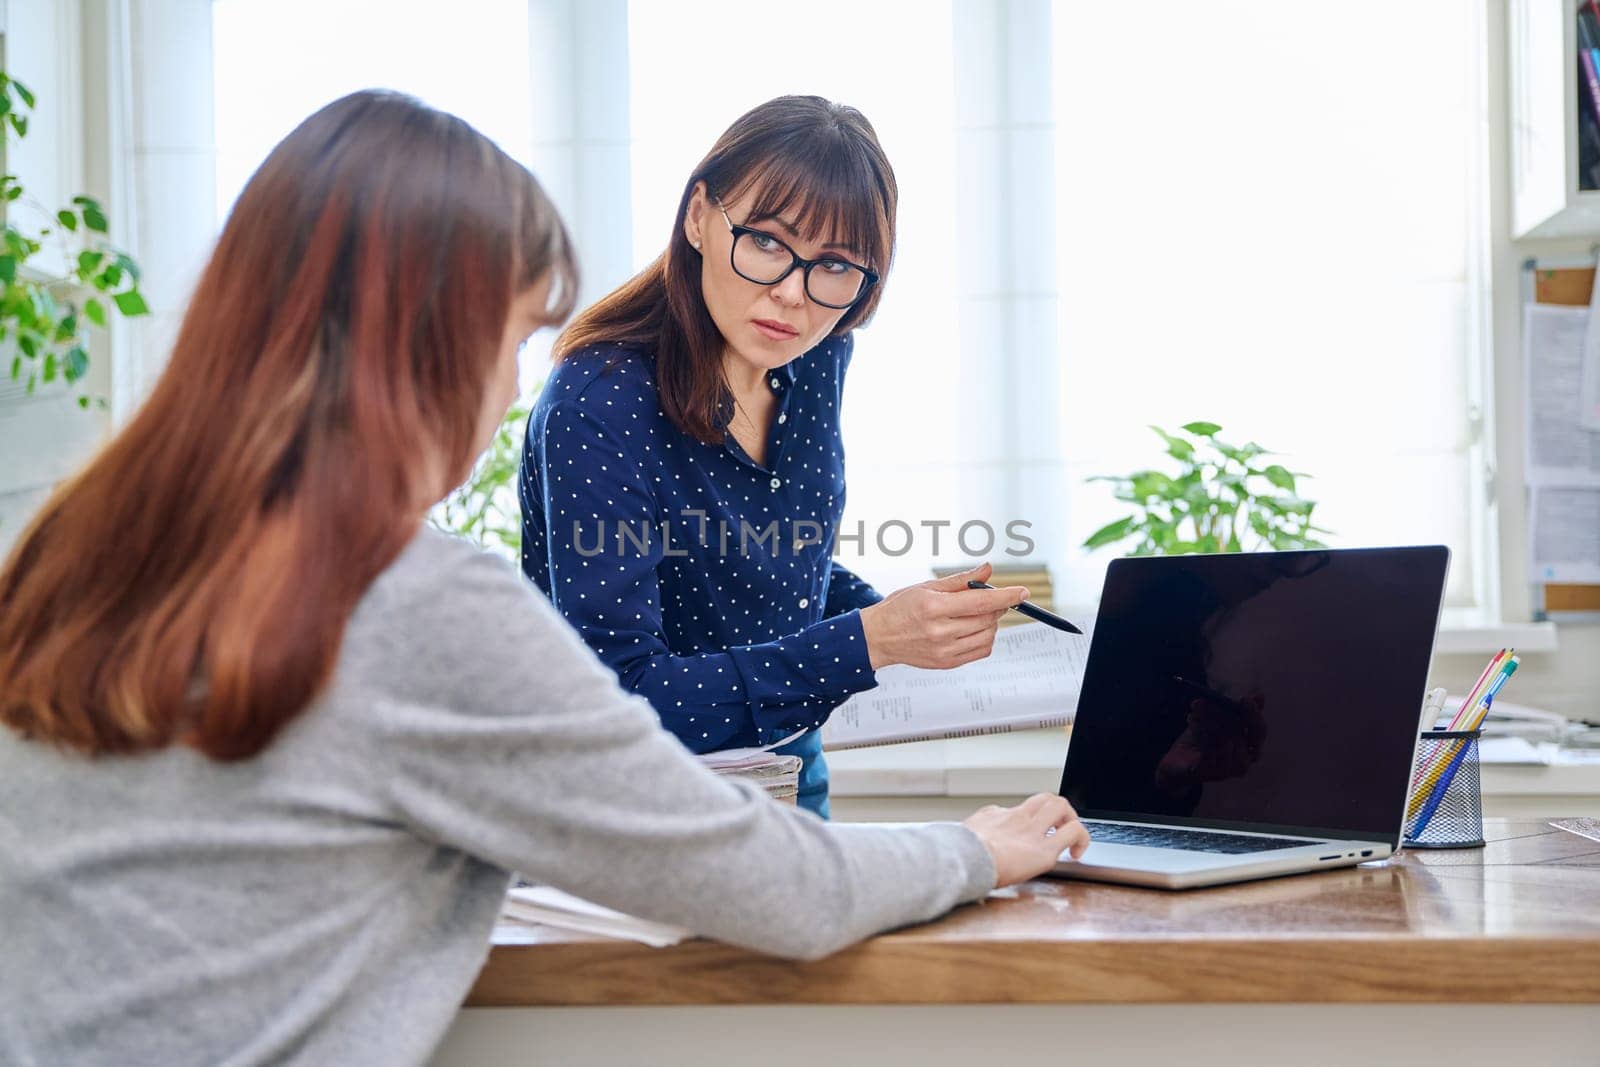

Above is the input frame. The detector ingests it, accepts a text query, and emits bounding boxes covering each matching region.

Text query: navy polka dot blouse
[518,333,883,817]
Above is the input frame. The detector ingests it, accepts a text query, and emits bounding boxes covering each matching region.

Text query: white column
[117,0,214,413]
[950,0,1065,576]
[527,0,632,313]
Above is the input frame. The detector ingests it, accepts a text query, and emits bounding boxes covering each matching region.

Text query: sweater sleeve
[529,397,877,750]
[370,541,995,961]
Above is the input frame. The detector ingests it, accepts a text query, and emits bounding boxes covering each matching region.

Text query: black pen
[966,580,1083,635]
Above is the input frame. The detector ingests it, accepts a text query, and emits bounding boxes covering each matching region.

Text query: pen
[1411,731,1473,839]
[966,580,1083,635]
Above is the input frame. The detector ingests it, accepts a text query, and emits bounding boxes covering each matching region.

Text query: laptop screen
[1060,547,1449,845]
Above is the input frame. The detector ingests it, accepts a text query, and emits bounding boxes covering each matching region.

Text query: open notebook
[821,622,1085,750]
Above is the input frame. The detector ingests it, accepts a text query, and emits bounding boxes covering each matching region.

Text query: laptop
[1052,545,1450,889]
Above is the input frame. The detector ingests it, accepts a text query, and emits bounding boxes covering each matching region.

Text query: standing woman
[521,96,1026,816]
[0,91,1086,1065]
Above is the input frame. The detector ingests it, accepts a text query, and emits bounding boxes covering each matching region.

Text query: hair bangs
[727,147,889,272]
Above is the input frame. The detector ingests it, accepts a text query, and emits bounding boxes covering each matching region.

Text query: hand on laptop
[962,793,1090,885]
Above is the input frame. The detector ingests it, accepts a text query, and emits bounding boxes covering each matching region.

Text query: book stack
[697,747,802,804]
[933,563,1055,627]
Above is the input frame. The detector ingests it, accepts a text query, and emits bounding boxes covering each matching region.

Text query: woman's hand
[962,793,1090,886]
[859,563,1026,671]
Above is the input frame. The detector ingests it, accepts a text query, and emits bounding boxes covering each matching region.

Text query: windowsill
[1052,602,1558,657]
[827,727,1600,799]
[1433,612,1559,655]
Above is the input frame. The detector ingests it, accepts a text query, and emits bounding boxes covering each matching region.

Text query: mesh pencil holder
[1403,729,1484,849]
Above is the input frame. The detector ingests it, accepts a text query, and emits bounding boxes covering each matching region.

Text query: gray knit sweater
[0,526,995,1065]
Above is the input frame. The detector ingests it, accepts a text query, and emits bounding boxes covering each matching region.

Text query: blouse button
[799,597,810,609]
[777,413,787,424]
[769,377,781,389]
[770,477,781,490]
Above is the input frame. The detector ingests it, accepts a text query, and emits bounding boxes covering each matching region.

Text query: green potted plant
[1082,421,1331,556]
[1,69,148,407]
[431,396,537,559]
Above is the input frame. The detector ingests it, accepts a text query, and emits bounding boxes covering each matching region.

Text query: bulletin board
[1523,259,1600,618]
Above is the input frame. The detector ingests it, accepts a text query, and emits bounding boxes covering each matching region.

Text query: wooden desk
[435,821,1600,1066]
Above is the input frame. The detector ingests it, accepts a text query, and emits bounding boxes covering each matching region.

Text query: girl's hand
[859,562,1026,671]
[962,793,1090,886]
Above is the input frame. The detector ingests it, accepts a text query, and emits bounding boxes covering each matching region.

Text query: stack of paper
[697,747,803,804]
[499,885,691,948]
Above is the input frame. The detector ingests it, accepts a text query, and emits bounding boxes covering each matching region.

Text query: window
[209,1,1493,610]
[1053,1,1489,609]
[212,0,534,223]
[627,0,963,589]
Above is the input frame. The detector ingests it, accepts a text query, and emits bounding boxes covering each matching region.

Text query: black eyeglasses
[715,204,878,310]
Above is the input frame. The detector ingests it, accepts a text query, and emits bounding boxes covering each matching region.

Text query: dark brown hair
[554,94,897,443]
[0,90,577,759]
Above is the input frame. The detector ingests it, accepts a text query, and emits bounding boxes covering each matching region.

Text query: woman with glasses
[0,91,1088,1064]
[521,96,1030,816]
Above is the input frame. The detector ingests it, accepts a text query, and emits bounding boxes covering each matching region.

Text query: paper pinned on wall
[1530,486,1600,583]
[1583,253,1600,433]
[1524,304,1600,487]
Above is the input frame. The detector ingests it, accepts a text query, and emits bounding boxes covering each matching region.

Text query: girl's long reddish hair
[0,90,576,759]
[555,95,896,443]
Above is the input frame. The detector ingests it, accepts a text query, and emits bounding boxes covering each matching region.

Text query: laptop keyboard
[1081,820,1314,855]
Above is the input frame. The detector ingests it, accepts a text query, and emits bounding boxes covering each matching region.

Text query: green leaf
[1130,471,1175,500]
[1263,464,1295,491]
[82,205,109,233]
[1150,426,1195,461]
[13,80,35,109]
[42,352,57,382]
[64,346,89,382]
[1083,515,1139,550]
[84,297,106,327]
[54,314,76,342]
[4,186,19,201]
[8,355,18,380]
[1181,421,1222,437]
[56,210,78,232]
[17,333,37,357]
[9,113,27,138]
[0,254,13,284]
[77,395,90,409]
[113,289,150,316]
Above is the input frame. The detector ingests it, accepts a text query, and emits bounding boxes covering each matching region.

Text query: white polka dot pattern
[518,335,884,816]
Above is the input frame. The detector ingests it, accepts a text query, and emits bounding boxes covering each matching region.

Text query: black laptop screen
[1060,547,1449,844]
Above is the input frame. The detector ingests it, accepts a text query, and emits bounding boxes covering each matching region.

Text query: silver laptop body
[1052,546,1450,890]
